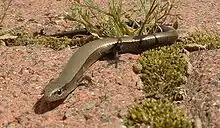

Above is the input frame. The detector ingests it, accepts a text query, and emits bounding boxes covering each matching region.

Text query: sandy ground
[186,49,220,128]
[0,45,143,127]
[0,0,220,128]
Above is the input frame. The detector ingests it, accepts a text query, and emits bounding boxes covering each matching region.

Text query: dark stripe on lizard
[43,25,178,102]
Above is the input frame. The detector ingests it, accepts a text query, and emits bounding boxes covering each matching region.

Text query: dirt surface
[174,0,220,34]
[0,0,220,128]
[0,45,143,127]
[185,49,220,128]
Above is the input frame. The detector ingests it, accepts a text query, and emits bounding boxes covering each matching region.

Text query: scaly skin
[43,26,178,102]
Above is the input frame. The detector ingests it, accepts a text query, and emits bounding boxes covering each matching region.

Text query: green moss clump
[15,35,73,50]
[181,32,220,49]
[137,46,187,100]
[124,99,192,128]
[2,32,94,50]
[127,32,220,128]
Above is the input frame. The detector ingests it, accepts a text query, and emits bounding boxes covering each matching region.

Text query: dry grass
[65,0,178,37]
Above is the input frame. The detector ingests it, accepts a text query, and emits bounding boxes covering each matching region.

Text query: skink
[43,26,178,102]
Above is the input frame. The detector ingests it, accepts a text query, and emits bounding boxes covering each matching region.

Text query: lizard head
[43,79,68,102]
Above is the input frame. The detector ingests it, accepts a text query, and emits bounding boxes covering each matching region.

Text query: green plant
[124,99,192,128]
[3,32,93,50]
[181,31,220,49]
[136,45,187,100]
[66,0,176,37]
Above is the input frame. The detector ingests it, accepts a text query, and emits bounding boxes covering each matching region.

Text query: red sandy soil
[0,0,220,127]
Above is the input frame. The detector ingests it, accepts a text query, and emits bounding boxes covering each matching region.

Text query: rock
[133,63,142,74]
[184,43,207,52]
[182,53,193,75]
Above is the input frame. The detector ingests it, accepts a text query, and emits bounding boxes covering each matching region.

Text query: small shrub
[66,0,177,37]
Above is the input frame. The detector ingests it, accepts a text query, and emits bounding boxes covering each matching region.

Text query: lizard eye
[55,89,62,96]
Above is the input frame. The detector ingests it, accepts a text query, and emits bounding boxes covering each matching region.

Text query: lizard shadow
[33,96,65,114]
